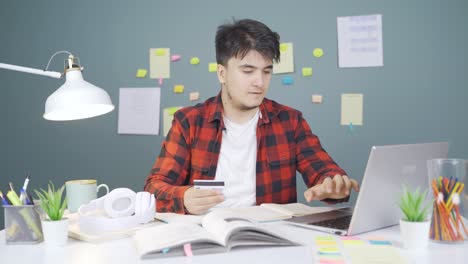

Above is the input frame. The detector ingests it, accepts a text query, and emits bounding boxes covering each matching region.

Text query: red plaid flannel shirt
[144,92,347,213]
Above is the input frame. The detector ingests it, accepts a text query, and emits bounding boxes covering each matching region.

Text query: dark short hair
[215,19,280,66]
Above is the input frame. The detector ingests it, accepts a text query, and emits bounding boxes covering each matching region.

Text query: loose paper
[337,14,383,68]
[341,94,363,126]
[150,48,170,79]
[118,88,161,135]
[163,106,183,136]
[346,245,408,264]
[273,42,294,74]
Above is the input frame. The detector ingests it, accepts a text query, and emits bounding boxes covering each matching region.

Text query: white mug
[65,179,109,213]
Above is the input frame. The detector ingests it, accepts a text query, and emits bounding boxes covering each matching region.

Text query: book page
[155,212,204,225]
[261,203,337,217]
[134,222,222,258]
[202,211,297,249]
[210,206,292,222]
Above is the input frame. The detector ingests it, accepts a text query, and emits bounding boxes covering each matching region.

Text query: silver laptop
[285,142,449,236]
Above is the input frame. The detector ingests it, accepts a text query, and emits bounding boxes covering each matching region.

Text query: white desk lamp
[0,51,114,121]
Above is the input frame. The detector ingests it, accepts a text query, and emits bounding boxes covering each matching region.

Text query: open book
[134,211,300,259]
[155,203,338,224]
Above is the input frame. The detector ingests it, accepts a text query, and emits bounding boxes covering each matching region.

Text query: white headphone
[78,188,155,234]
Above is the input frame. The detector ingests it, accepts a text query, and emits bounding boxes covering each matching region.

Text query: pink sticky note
[183,243,193,257]
[340,236,361,240]
[158,76,163,86]
[171,54,181,62]
[318,259,345,264]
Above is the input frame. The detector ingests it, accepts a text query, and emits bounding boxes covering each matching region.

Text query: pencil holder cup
[3,205,43,244]
[427,158,468,243]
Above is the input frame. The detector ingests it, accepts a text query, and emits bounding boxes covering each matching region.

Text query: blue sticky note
[281,76,294,85]
[162,248,170,254]
[369,240,392,245]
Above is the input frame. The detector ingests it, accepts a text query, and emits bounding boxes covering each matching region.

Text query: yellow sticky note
[155,49,167,56]
[189,92,200,101]
[302,67,313,77]
[317,247,340,253]
[190,57,200,65]
[343,240,365,245]
[136,69,147,78]
[208,63,217,72]
[313,48,324,58]
[315,235,335,241]
[280,43,288,52]
[173,85,184,93]
[316,241,338,246]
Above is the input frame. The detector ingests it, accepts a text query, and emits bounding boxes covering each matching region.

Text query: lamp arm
[0,63,62,79]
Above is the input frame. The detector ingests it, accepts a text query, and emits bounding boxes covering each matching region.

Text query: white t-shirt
[212,110,260,209]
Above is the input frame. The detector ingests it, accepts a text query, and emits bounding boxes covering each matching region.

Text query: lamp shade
[43,70,114,121]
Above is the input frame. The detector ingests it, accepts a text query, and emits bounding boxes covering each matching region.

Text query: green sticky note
[155,49,167,56]
[315,235,335,241]
[173,85,184,93]
[190,57,200,65]
[136,69,147,78]
[302,67,313,77]
[208,63,217,72]
[280,43,288,52]
[313,48,324,58]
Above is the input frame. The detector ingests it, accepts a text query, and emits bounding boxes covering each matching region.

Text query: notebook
[284,142,449,236]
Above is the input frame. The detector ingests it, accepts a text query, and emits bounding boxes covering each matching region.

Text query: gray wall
[1,0,467,228]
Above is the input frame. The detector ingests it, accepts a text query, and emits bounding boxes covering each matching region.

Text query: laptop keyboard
[308,215,352,230]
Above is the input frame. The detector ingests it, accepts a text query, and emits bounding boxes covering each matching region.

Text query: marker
[6,183,21,206]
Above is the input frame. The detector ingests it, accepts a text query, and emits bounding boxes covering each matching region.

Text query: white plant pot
[399,219,430,250]
[41,218,69,246]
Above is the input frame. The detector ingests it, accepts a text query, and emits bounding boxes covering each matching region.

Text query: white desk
[1,222,467,264]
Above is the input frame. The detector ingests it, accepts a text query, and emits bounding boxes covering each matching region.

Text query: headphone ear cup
[103,188,137,218]
[135,192,154,224]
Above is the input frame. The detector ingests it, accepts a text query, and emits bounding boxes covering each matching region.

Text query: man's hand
[183,187,224,215]
[304,175,359,202]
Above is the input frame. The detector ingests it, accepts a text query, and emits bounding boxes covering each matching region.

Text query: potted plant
[34,182,68,246]
[398,185,431,250]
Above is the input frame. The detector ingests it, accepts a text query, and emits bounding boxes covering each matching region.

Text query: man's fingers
[322,177,333,193]
[342,175,352,195]
[188,188,220,198]
[351,179,360,192]
[333,174,344,193]
[304,185,325,202]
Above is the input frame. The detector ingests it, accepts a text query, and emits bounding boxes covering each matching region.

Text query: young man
[144,19,359,215]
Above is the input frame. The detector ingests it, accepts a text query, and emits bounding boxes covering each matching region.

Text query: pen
[0,190,11,205]
[19,172,33,205]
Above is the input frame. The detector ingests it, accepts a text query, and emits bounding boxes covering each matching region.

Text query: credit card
[193,180,225,191]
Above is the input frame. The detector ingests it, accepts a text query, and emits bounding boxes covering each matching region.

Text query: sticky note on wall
[281,76,294,85]
[313,48,324,58]
[173,85,184,93]
[190,57,200,65]
[302,67,313,77]
[189,92,200,101]
[274,42,294,74]
[149,48,170,79]
[208,63,217,72]
[136,69,147,78]
[312,94,323,104]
